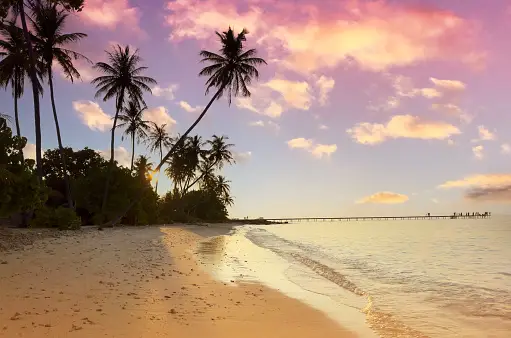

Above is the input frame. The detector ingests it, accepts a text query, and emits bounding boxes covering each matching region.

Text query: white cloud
[287,138,313,149]
[347,115,461,145]
[236,77,313,118]
[429,78,466,91]
[287,138,337,158]
[23,143,37,160]
[316,76,335,106]
[356,192,409,204]
[475,125,496,142]
[233,151,252,163]
[501,143,511,154]
[311,144,337,158]
[152,84,179,100]
[249,120,265,127]
[97,146,131,167]
[144,107,177,128]
[431,198,439,204]
[179,101,203,113]
[439,174,511,189]
[265,78,312,110]
[73,100,112,132]
[319,124,329,130]
[472,145,484,160]
[78,0,145,37]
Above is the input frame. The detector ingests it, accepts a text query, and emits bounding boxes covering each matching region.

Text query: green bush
[30,207,54,228]
[30,206,81,230]
[54,207,81,230]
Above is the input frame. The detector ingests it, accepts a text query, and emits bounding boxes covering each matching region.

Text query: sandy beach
[0,225,356,338]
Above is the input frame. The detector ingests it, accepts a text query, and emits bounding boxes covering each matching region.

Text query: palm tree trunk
[18,0,43,179]
[100,91,124,222]
[13,85,21,137]
[48,67,73,209]
[105,86,224,227]
[155,145,162,194]
[183,159,219,195]
[130,133,135,171]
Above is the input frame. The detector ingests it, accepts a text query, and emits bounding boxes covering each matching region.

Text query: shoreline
[0,225,357,337]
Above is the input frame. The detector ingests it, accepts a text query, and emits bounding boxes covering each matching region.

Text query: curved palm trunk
[130,132,135,171]
[105,86,223,227]
[18,0,43,179]
[48,67,73,209]
[100,91,124,222]
[155,145,162,194]
[13,85,21,137]
[182,159,220,195]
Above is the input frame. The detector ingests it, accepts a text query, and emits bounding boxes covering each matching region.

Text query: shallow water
[195,217,511,337]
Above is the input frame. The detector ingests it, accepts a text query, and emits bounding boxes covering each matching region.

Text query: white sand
[0,225,356,337]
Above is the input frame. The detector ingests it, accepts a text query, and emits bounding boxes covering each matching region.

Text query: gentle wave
[245,227,431,338]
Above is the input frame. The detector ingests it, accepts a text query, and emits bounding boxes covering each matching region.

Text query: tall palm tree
[147,122,173,194]
[108,27,265,226]
[183,134,234,194]
[0,20,30,138]
[31,1,88,208]
[117,100,150,170]
[13,0,44,178]
[153,27,266,173]
[91,45,156,218]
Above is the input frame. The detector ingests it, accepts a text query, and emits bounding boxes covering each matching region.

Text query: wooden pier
[260,213,490,223]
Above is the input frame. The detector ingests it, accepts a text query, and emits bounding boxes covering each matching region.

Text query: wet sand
[0,225,356,337]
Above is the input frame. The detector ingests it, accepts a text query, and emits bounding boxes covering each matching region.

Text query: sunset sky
[3,0,511,218]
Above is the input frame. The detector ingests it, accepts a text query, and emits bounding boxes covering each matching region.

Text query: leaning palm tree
[31,1,89,208]
[0,20,30,138]
[108,27,265,226]
[146,122,173,194]
[153,27,266,173]
[117,100,151,170]
[91,45,156,218]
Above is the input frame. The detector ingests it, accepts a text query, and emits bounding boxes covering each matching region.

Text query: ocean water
[194,217,511,337]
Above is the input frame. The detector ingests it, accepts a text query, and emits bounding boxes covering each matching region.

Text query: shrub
[30,206,81,230]
[54,207,81,230]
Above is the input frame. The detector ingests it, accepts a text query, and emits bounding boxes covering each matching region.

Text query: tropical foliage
[0,0,267,228]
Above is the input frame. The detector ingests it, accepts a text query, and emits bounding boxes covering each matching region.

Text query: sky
[2,0,511,218]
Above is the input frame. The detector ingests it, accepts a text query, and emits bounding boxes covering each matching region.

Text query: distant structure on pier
[255,212,491,223]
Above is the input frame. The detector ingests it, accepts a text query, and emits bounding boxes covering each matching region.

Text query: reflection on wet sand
[196,235,227,267]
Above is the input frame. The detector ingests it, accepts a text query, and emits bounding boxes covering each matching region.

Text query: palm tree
[108,27,265,226]
[0,20,30,138]
[153,27,266,173]
[91,45,156,218]
[13,0,44,178]
[31,1,88,208]
[133,155,153,181]
[214,175,233,206]
[165,135,204,195]
[147,122,173,194]
[117,100,150,170]
[182,134,234,194]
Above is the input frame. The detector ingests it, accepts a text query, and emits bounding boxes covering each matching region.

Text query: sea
[194,217,511,337]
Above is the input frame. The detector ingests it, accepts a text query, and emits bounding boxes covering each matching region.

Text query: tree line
[0,0,267,228]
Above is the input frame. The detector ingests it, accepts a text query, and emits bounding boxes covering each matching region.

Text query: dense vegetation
[0,0,266,228]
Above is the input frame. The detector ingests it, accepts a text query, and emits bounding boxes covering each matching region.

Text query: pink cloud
[347,115,461,145]
[79,0,144,37]
[356,192,409,204]
[165,0,483,73]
